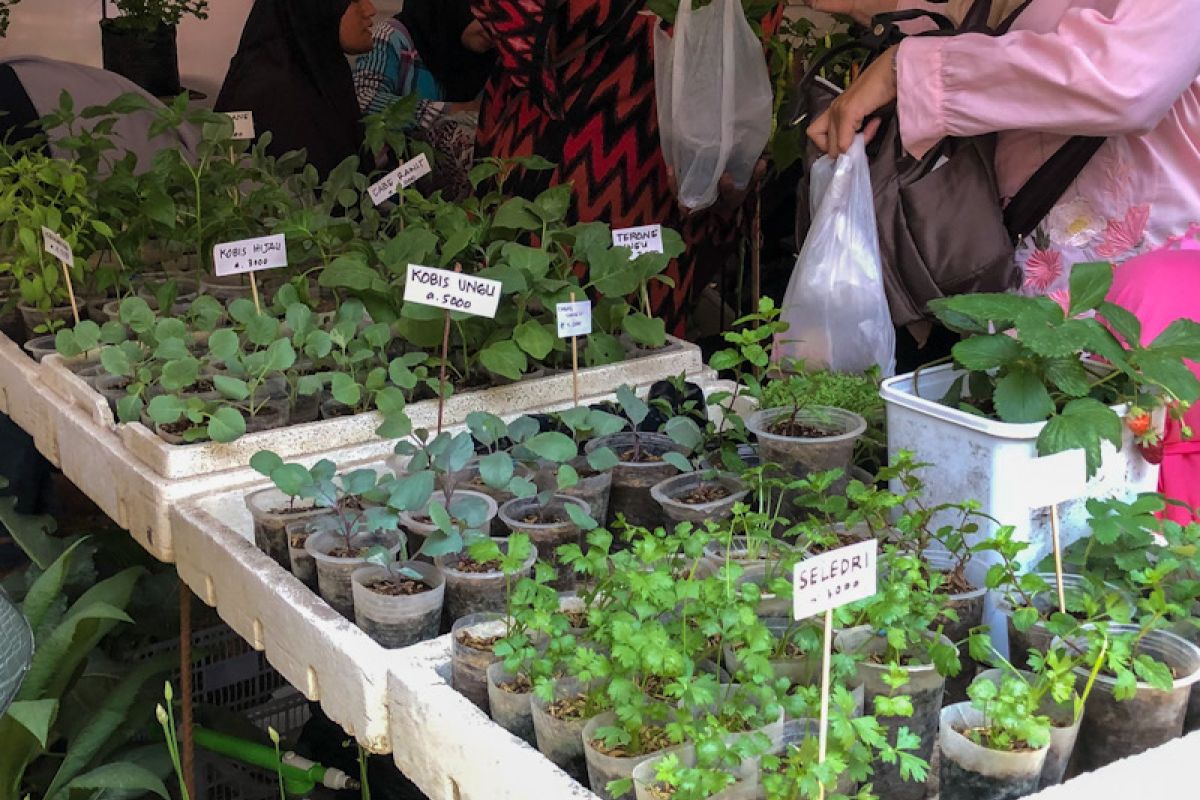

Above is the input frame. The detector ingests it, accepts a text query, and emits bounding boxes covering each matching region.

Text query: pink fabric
[1105,249,1200,524]
[894,0,1200,296]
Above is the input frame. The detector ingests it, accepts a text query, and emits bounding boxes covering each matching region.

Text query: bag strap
[1003,135,1106,242]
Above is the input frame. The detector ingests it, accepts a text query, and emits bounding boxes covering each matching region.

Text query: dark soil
[328,546,368,559]
[289,533,310,549]
[103,377,132,392]
[457,629,501,652]
[962,727,1039,753]
[934,563,975,596]
[452,555,502,574]
[184,377,215,393]
[547,693,589,721]
[769,419,839,438]
[680,485,730,505]
[521,511,569,525]
[620,448,664,464]
[159,420,191,436]
[268,502,318,516]
[565,610,588,629]
[322,404,355,419]
[500,674,532,694]
[366,578,432,597]
[590,725,672,758]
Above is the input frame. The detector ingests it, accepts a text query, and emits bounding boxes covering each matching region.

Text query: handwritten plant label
[212,234,288,277]
[612,224,664,259]
[226,111,255,140]
[556,300,592,338]
[404,264,501,319]
[368,154,433,206]
[1022,449,1088,510]
[794,539,878,620]
[41,227,74,268]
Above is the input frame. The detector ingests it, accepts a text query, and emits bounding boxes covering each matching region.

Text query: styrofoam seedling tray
[388,637,600,800]
[41,337,704,481]
[0,332,62,466]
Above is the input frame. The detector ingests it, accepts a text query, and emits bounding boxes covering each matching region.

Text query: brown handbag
[788,0,1104,327]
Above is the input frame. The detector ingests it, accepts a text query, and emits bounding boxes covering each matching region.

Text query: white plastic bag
[654,0,773,211]
[776,136,896,377]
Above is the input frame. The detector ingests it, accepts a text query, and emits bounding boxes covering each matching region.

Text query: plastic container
[925,548,987,703]
[22,333,58,363]
[486,661,535,745]
[351,562,445,649]
[586,432,685,531]
[445,459,536,536]
[436,537,537,625]
[702,537,795,618]
[400,490,499,559]
[284,518,319,590]
[244,487,333,570]
[650,472,749,525]
[582,711,676,800]
[632,749,757,800]
[975,669,1080,788]
[1000,574,1132,670]
[1065,625,1200,770]
[939,702,1048,800]
[881,364,1158,572]
[724,618,820,687]
[498,495,588,590]
[557,456,613,524]
[743,406,866,479]
[530,676,597,784]
[451,612,507,712]
[835,626,948,800]
[305,530,402,619]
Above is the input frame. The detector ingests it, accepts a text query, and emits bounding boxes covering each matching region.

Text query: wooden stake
[817,608,834,800]
[179,579,196,800]
[62,262,80,325]
[436,264,462,435]
[750,186,761,316]
[249,272,261,315]
[569,291,580,408]
[1050,504,1067,614]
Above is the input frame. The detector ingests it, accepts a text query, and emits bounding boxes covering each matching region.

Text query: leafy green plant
[108,0,209,29]
[961,675,1051,752]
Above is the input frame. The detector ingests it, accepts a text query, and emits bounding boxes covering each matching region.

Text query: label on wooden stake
[556,301,592,338]
[212,234,289,277]
[793,540,878,620]
[612,224,664,258]
[1022,449,1088,510]
[404,264,501,319]
[369,154,433,206]
[41,227,74,267]
[226,111,255,140]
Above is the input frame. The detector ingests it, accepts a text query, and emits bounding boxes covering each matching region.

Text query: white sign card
[368,154,433,206]
[41,227,74,268]
[1022,449,1088,510]
[556,301,593,338]
[793,539,878,620]
[212,234,289,277]
[226,111,256,140]
[404,264,501,319]
[612,224,664,259]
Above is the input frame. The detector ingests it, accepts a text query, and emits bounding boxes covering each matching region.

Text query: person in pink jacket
[803,0,1200,298]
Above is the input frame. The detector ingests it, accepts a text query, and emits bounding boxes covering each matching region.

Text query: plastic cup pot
[582,710,677,800]
[304,529,401,619]
[486,661,535,745]
[1001,575,1132,671]
[724,617,820,687]
[650,471,750,525]
[443,459,536,536]
[399,490,499,564]
[1062,625,1200,770]
[284,518,321,591]
[498,494,589,590]
[531,676,599,784]
[924,548,987,704]
[351,562,445,649]
[585,432,687,530]
[760,718,857,796]
[938,702,1048,800]
[632,748,758,800]
[451,612,508,712]
[244,487,333,570]
[975,669,1080,788]
[835,626,949,800]
[743,406,866,480]
[702,537,793,619]
[435,537,537,627]
[242,397,291,435]
[553,456,613,525]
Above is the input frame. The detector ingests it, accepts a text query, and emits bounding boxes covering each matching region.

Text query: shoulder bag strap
[1003,135,1106,242]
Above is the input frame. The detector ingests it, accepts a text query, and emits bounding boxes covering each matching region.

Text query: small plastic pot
[555,456,613,524]
[582,711,675,800]
[444,459,536,536]
[723,618,820,688]
[435,537,537,626]
[702,537,793,618]
[284,519,320,591]
[939,702,1048,800]
[925,548,987,704]
[244,487,332,570]
[242,398,290,434]
[1066,625,1200,770]
[22,334,58,363]
[498,495,588,590]
[351,562,445,649]
[650,472,749,525]
[94,373,136,417]
[744,406,866,480]
[585,432,686,531]
[289,391,321,424]
[18,303,75,338]
[531,676,597,783]
[451,612,507,712]
[975,669,1080,788]
[486,661,535,745]
[399,490,499,562]
[1002,575,1132,670]
[632,748,758,800]
[835,626,948,800]
[304,530,401,619]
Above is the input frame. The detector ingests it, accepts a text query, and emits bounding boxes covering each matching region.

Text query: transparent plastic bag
[654,0,773,211]
[777,136,896,376]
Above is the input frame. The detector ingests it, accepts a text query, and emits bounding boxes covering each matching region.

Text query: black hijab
[215,0,363,178]
[396,0,496,103]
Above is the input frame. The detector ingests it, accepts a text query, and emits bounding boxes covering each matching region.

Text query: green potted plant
[350,544,446,650]
[100,0,210,97]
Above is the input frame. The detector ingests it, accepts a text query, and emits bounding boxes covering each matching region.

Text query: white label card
[226,111,255,140]
[41,227,74,268]
[556,301,593,338]
[612,224,664,259]
[212,234,289,277]
[404,264,501,319]
[368,154,433,206]
[793,539,878,620]
[1022,449,1088,510]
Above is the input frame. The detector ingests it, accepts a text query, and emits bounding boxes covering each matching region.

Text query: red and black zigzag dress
[472,0,783,335]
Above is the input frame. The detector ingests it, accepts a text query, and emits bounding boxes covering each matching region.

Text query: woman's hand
[801,0,901,27]
[807,46,898,158]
